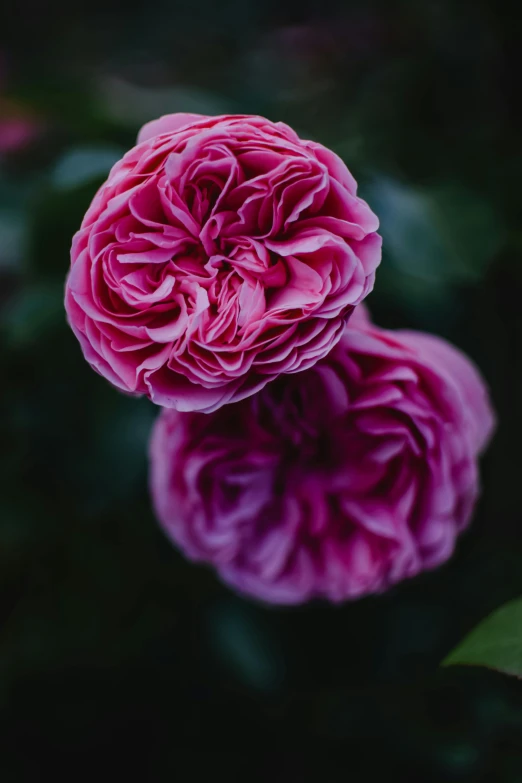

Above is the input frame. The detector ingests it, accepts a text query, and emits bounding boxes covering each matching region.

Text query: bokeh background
[1,1,521,779]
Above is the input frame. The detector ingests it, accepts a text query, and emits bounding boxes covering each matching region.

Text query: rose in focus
[65,113,381,412]
[149,306,495,604]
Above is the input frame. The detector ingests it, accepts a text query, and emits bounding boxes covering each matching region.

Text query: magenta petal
[137,113,208,143]
[395,330,496,454]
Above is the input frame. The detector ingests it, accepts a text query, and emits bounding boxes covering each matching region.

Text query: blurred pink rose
[149,305,495,604]
[0,55,41,154]
[0,116,40,153]
[65,113,381,412]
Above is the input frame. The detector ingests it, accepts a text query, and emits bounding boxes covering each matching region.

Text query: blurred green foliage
[1,0,522,779]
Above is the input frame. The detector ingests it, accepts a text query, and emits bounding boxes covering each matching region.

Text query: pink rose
[149,306,495,604]
[65,113,381,412]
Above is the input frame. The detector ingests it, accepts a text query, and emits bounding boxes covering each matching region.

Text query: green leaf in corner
[443,599,522,677]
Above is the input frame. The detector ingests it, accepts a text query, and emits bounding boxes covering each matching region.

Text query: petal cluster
[149,306,495,603]
[65,113,381,412]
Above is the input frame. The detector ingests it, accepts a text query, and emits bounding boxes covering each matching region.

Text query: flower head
[65,113,380,412]
[149,306,495,603]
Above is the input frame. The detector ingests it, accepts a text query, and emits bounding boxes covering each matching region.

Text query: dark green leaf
[443,599,522,677]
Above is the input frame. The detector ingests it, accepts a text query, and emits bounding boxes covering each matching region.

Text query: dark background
[1,1,522,779]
